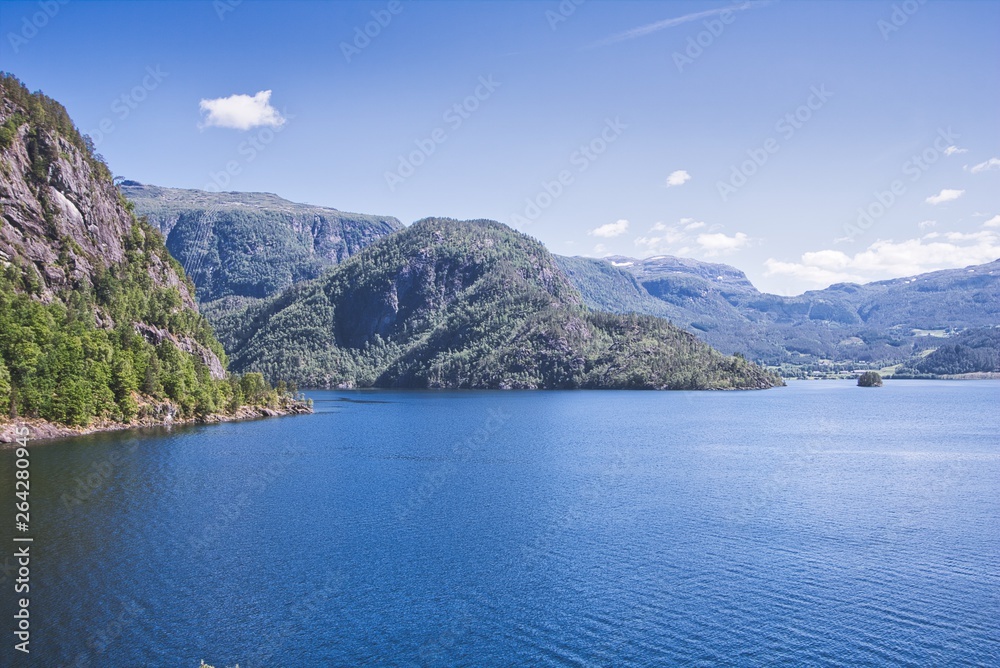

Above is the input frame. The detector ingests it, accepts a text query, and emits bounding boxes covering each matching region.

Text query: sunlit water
[2,380,998,666]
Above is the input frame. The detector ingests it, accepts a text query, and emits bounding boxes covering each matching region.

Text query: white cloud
[763,259,866,287]
[592,2,767,47]
[984,215,1000,228]
[944,145,967,155]
[925,188,964,205]
[969,158,1000,174]
[765,231,1000,288]
[917,220,937,230]
[665,170,691,188]
[635,218,750,258]
[199,90,286,130]
[696,232,750,256]
[590,219,630,238]
[800,249,851,270]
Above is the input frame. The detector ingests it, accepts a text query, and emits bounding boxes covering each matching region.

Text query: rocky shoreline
[0,402,312,444]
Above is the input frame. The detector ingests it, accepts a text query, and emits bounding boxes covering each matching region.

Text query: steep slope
[213,219,780,390]
[561,254,1000,366]
[0,73,303,431]
[123,183,401,302]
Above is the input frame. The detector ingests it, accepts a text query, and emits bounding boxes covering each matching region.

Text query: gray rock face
[0,98,223,378]
[122,183,402,302]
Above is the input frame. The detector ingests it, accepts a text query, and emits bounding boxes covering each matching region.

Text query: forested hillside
[124,183,401,302]
[212,218,781,390]
[0,73,302,430]
[896,327,1000,376]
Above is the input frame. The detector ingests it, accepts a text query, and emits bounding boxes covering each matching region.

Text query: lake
[2,380,998,666]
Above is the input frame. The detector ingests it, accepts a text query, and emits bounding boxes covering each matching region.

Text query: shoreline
[0,402,312,445]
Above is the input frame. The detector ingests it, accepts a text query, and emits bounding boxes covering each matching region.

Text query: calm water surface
[2,380,998,666]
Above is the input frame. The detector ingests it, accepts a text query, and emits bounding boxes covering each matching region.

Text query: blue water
[2,380,998,666]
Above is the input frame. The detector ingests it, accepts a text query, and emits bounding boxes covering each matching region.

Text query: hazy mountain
[897,326,1000,376]
[211,218,780,390]
[123,183,401,302]
[558,254,1000,366]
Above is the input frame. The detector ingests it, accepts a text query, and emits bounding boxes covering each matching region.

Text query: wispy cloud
[943,145,967,156]
[969,157,1000,174]
[199,90,286,130]
[696,231,750,256]
[590,1,767,48]
[590,219,630,238]
[984,215,1000,228]
[635,218,750,257]
[925,188,964,205]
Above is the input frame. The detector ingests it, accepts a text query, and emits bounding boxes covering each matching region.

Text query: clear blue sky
[2,0,998,294]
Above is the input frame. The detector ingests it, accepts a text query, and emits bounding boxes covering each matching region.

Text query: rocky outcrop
[0,400,313,444]
[122,183,402,302]
[0,82,221,376]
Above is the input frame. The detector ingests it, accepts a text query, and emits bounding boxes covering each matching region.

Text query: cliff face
[0,76,221,377]
[123,183,402,302]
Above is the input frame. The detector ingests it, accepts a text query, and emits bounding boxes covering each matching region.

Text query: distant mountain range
[207,218,780,390]
[558,254,1000,368]
[125,183,1000,373]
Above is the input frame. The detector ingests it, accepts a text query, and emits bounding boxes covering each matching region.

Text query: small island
[857,371,883,387]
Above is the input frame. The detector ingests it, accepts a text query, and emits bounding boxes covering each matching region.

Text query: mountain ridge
[211,217,781,390]
[557,253,1000,368]
[123,182,402,302]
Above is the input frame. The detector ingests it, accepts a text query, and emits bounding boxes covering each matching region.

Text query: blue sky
[2,0,998,294]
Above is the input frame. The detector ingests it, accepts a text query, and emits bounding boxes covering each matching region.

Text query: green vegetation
[857,371,883,387]
[0,72,111,182]
[0,73,305,427]
[0,263,299,426]
[123,183,401,302]
[894,327,1000,377]
[558,254,1000,370]
[216,218,781,390]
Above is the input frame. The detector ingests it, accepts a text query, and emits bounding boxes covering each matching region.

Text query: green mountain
[211,218,781,390]
[0,73,301,430]
[558,254,1000,367]
[897,326,1000,377]
[122,183,401,302]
